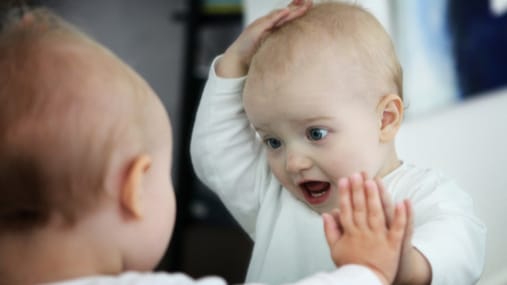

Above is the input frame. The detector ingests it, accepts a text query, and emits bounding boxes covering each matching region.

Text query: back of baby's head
[0,7,152,233]
[250,1,403,100]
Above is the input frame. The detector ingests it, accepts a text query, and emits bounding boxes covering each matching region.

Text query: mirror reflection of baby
[191,1,486,284]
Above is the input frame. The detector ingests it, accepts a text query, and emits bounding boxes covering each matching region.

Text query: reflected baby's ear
[120,155,152,219]
[377,94,403,143]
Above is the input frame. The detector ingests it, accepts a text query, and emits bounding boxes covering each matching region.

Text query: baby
[0,6,408,285]
[191,1,487,284]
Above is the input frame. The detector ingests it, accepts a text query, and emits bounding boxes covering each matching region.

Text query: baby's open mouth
[300,181,331,205]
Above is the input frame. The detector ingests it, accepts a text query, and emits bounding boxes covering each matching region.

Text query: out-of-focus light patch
[491,0,507,16]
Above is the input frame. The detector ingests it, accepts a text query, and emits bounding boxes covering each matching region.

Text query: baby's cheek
[271,167,290,188]
[328,148,375,177]
[267,157,285,180]
[269,164,301,197]
[323,157,352,179]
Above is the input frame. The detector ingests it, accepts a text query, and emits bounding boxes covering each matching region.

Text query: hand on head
[216,0,312,78]
[322,173,411,285]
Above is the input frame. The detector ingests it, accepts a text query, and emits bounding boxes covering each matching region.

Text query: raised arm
[190,1,312,235]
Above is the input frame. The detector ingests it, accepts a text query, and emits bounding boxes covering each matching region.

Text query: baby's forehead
[251,23,364,86]
[250,43,396,108]
[250,44,374,94]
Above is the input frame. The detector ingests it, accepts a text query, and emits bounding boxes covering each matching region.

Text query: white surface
[491,0,507,15]
[397,88,507,285]
[393,1,459,118]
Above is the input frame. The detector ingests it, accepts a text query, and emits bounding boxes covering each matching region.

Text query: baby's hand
[216,0,312,78]
[323,173,410,285]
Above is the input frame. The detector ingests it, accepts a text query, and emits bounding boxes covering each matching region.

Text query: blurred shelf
[172,9,242,25]
[161,1,248,281]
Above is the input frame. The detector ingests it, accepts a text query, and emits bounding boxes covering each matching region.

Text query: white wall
[48,0,184,172]
[397,88,507,284]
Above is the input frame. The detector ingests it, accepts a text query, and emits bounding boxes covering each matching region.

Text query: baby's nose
[285,150,312,173]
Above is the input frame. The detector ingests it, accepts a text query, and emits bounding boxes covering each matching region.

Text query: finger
[376,176,394,226]
[350,173,367,228]
[330,208,343,235]
[404,200,414,245]
[388,200,408,246]
[398,200,413,277]
[337,177,354,232]
[250,8,290,34]
[287,0,313,10]
[360,171,368,181]
[323,212,340,247]
[274,0,313,27]
[288,0,305,8]
[365,179,386,231]
[330,208,341,221]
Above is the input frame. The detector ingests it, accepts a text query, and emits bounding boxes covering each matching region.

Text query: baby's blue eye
[307,128,328,141]
[265,138,282,149]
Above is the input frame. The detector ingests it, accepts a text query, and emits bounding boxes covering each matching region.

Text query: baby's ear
[120,155,152,219]
[377,94,403,143]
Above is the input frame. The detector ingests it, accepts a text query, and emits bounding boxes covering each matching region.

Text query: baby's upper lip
[297,179,310,186]
[297,178,325,184]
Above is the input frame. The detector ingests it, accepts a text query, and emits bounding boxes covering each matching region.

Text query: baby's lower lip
[300,181,331,205]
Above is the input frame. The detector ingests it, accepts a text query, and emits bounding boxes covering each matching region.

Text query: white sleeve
[48,272,226,285]
[409,178,487,285]
[52,266,383,285]
[140,267,383,285]
[190,56,273,236]
[281,265,383,285]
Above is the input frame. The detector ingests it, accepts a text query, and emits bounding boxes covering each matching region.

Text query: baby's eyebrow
[253,126,267,133]
[293,116,334,124]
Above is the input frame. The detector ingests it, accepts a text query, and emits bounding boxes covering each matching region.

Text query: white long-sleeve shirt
[190,57,486,285]
[49,265,382,285]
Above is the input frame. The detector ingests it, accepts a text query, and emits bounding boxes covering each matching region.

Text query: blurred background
[13,0,507,283]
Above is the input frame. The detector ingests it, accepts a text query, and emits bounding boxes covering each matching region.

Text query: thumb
[323,211,341,247]
[388,201,408,246]
[402,200,414,247]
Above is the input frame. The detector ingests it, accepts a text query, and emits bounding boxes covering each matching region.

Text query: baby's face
[244,52,386,213]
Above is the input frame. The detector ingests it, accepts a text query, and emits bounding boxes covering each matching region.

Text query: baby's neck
[377,144,402,178]
[0,224,122,284]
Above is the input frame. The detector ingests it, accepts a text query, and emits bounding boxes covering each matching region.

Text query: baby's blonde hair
[0,7,151,232]
[249,1,403,101]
